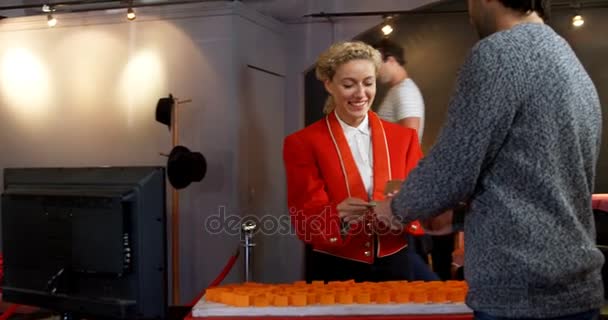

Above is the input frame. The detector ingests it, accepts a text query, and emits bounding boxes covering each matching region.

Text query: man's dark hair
[373,39,406,66]
[498,0,551,20]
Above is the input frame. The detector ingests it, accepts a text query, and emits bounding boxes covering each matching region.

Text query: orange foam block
[233,294,250,307]
[375,292,391,304]
[354,293,371,304]
[411,290,429,304]
[273,295,289,307]
[429,290,448,303]
[336,293,354,304]
[253,295,270,307]
[289,294,307,306]
[319,293,336,305]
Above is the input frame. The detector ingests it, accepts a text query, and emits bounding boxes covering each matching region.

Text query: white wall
[0,1,287,304]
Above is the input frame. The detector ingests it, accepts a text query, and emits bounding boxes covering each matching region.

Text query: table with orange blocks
[185,280,473,320]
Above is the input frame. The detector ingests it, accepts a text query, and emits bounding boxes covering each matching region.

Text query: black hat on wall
[167,145,207,189]
[156,94,174,128]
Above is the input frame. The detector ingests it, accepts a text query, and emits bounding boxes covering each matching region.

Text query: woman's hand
[337,197,373,224]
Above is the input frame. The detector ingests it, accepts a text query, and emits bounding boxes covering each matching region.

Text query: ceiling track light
[47,13,57,27]
[44,3,57,27]
[572,13,584,27]
[127,7,136,20]
[381,15,394,37]
[571,1,584,28]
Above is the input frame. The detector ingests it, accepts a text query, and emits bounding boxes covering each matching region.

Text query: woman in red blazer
[283,41,437,282]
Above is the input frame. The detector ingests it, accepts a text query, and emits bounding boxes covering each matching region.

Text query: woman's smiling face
[324,59,377,127]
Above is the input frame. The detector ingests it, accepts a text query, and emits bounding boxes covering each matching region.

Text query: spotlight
[47,14,57,27]
[381,24,394,36]
[127,7,136,21]
[572,14,584,27]
[381,15,394,37]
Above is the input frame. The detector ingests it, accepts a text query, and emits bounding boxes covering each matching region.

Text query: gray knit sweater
[391,23,604,317]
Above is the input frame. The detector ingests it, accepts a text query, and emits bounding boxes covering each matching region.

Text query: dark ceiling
[425,0,608,12]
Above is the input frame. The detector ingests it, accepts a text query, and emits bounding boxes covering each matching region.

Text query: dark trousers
[408,234,433,264]
[306,245,439,282]
[429,234,455,280]
[474,310,600,320]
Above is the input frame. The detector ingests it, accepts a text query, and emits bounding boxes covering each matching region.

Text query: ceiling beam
[303,1,608,18]
[0,0,120,11]
[303,10,465,18]
[0,0,229,14]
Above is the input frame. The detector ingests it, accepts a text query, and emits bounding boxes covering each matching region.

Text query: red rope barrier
[0,244,241,316]
[187,246,240,307]
[0,255,17,320]
[0,304,19,320]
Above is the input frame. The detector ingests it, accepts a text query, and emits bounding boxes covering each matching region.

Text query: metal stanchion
[241,221,257,282]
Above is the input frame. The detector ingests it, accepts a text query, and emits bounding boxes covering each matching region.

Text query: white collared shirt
[335,111,373,198]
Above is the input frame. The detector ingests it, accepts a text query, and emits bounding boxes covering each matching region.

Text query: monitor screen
[1,167,167,319]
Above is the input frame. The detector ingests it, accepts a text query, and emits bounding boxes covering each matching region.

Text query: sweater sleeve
[391,41,522,222]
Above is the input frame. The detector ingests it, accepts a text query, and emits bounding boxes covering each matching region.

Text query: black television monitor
[1,167,167,319]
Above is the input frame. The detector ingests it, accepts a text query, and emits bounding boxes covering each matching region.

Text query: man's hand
[373,198,403,231]
[452,247,465,267]
[420,210,454,235]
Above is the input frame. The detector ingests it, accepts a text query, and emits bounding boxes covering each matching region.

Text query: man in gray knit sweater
[375,0,604,319]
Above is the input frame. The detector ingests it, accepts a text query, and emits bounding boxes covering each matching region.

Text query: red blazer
[283,111,423,264]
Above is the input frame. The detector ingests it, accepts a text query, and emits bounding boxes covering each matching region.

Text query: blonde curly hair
[315,41,382,114]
